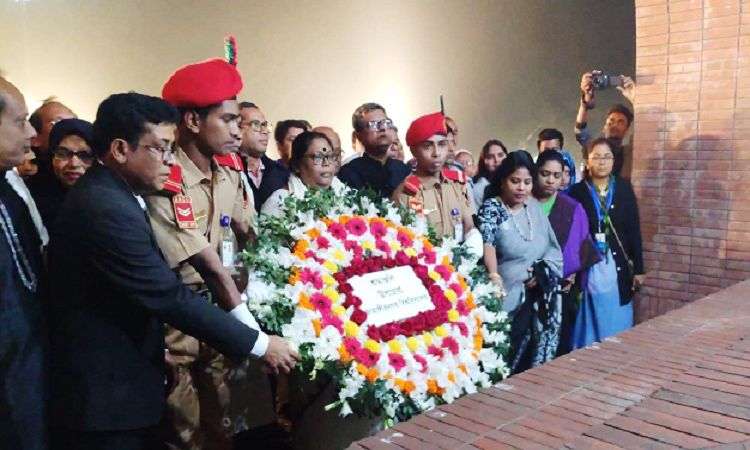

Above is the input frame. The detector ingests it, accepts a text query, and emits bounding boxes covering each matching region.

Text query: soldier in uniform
[392,112,483,255]
[144,41,297,449]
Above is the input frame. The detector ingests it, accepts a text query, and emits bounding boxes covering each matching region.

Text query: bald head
[0,78,36,170]
[312,126,342,153]
[30,100,76,157]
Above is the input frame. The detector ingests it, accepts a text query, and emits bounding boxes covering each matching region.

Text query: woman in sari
[478,151,563,374]
[472,139,508,207]
[568,137,645,348]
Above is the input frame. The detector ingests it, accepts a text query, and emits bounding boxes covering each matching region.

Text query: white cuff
[229,304,269,357]
[464,228,483,259]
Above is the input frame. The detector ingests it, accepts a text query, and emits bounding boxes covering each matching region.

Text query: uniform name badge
[408,197,424,215]
[172,195,197,229]
[595,232,606,251]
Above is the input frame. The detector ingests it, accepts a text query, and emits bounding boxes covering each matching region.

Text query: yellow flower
[332,305,346,317]
[389,241,400,250]
[434,326,448,337]
[362,241,375,251]
[422,332,434,346]
[323,261,338,272]
[406,337,420,352]
[445,289,457,302]
[388,340,403,353]
[333,250,345,260]
[363,340,381,353]
[428,271,441,281]
[323,288,339,303]
[322,274,335,286]
[404,248,418,257]
[448,309,459,322]
[345,321,360,337]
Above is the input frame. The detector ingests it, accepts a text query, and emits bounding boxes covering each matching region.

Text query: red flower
[367,326,381,342]
[344,240,362,255]
[375,239,391,257]
[427,345,443,359]
[370,221,387,238]
[344,337,362,355]
[396,230,413,248]
[441,336,459,355]
[414,266,429,281]
[316,236,330,250]
[394,251,410,266]
[388,353,406,372]
[305,250,324,264]
[398,320,415,336]
[359,348,379,368]
[449,283,463,297]
[435,265,451,281]
[452,322,469,337]
[413,354,428,373]
[345,218,368,236]
[300,268,324,290]
[339,283,353,295]
[421,250,437,264]
[412,314,427,332]
[322,314,343,333]
[328,222,347,240]
[456,300,470,316]
[351,309,368,325]
[383,258,397,268]
[311,293,332,312]
[380,323,398,342]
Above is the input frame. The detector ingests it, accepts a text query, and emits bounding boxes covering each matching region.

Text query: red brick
[622,405,750,443]
[606,415,718,447]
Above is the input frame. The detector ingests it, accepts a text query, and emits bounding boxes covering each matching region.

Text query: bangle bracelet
[489,273,501,279]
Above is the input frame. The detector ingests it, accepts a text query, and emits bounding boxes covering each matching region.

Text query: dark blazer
[568,177,645,304]
[247,154,290,212]
[338,154,412,202]
[47,163,257,431]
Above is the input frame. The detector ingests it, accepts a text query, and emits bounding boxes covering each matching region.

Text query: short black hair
[238,101,258,110]
[288,131,334,174]
[607,103,633,127]
[474,139,508,182]
[535,149,565,170]
[536,128,564,150]
[274,120,310,144]
[486,150,536,199]
[352,103,386,131]
[92,92,179,157]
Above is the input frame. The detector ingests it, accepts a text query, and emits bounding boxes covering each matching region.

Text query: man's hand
[633,274,646,290]
[524,267,537,289]
[617,75,636,104]
[261,336,300,375]
[581,72,595,105]
[561,274,576,293]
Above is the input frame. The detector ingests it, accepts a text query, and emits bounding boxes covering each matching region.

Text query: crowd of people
[1,40,645,450]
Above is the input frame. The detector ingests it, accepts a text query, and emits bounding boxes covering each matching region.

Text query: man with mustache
[144,51,298,449]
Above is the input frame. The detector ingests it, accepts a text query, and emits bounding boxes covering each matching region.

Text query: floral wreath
[242,189,509,425]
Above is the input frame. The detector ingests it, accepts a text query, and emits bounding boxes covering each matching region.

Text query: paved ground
[350,279,750,449]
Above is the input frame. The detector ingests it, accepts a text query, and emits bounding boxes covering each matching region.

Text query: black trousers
[556,290,578,357]
[506,293,535,375]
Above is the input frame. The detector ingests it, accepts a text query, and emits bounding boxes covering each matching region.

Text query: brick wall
[633,0,750,322]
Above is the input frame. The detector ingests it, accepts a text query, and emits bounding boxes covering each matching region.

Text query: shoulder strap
[442,168,466,184]
[403,176,421,195]
[163,165,182,195]
[214,153,245,171]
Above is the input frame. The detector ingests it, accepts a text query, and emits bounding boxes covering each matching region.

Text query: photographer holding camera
[575,71,636,181]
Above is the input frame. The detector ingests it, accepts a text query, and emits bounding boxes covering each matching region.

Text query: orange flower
[366,368,380,383]
[458,275,468,292]
[298,293,314,310]
[403,381,416,394]
[394,378,405,391]
[369,217,385,225]
[338,215,351,225]
[458,365,468,374]
[322,218,333,226]
[427,380,438,394]
[384,220,395,228]
[338,344,352,362]
[466,293,476,310]
[312,319,322,337]
[448,373,455,383]
[289,272,301,286]
[475,316,482,329]
[437,387,446,395]
[441,256,455,272]
[474,332,483,351]
[305,228,321,240]
[472,351,479,359]
[356,364,368,376]
[384,374,393,381]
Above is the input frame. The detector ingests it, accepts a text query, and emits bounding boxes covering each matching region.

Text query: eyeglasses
[52,147,95,165]
[589,155,614,163]
[139,143,177,162]
[365,119,394,132]
[240,120,273,133]
[307,152,340,165]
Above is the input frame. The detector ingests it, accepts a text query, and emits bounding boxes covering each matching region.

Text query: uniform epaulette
[163,165,182,194]
[442,168,466,184]
[214,153,244,171]
[403,176,421,195]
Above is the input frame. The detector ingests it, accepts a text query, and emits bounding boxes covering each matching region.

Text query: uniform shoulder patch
[214,153,244,171]
[163,165,182,194]
[403,176,421,195]
[442,168,466,184]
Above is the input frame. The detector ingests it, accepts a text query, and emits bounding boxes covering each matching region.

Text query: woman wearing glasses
[261,131,346,217]
[568,137,645,349]
[28,118,94,228]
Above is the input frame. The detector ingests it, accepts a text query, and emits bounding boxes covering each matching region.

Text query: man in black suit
[47,92,299,449]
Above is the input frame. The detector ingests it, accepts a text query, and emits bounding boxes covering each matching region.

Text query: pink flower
[449,282,463,297]
[322,314,343,333]
[435,265,451,281]
[375,239,391,257]
[421,250,437,264]
[452,322,469,337]
[441,336,459,355]
[359,348,379,368]
[345,218,368,236]
[311,293,332,312]
[413,354,428,373]
[300,268,324,290]
[456,300,470,316]
[344,240,362,255]
[366,326,381,342]
[388,353,406,372]
[328,223,347,240]
[394,251,410,267]
[351,309,368,325]
[344,337,362,355]
[427,345,443,359]
[316,236,330,250]
[370,221,387,238]
[396,230,413,248]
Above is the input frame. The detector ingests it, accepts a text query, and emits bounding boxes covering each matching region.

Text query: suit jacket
[568,177,645,304]
[245,154,290,212]
[47,163,257,431]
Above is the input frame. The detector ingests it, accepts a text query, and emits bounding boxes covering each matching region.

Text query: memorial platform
[350,279,750,449]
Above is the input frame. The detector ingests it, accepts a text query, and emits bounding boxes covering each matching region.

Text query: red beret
[405,112,447,147]
[162,58,243,107]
